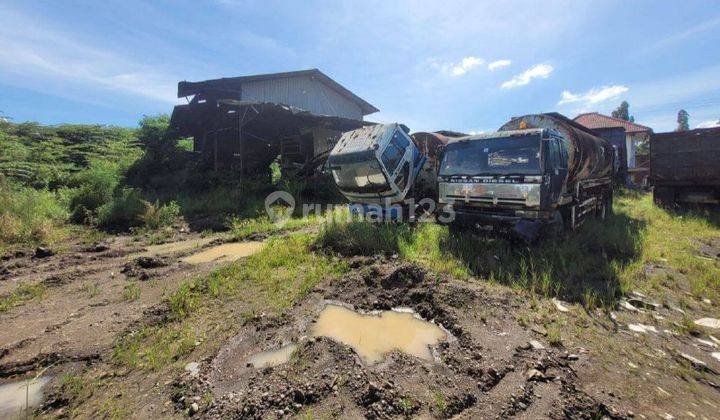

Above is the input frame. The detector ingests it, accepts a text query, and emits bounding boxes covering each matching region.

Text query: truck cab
[438,129,570,235]
[327,123,425,207]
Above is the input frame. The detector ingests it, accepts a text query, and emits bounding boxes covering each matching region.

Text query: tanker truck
[326,123,461,220]
[437,113,615,239]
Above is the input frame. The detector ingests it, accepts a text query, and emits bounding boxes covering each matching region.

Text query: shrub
[125,115,192,190]
[96,188,145,230]
[139,200,180,229]
[0,180,68,249]
[0,120,140,189]
[68,160,123,223]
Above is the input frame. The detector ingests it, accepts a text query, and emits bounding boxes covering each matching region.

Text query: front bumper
[439,181,542,208]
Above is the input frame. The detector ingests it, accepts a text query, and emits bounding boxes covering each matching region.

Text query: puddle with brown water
[312,304,447,364]
[0,376,50,418]
[137,237,218,257]
[180,242,265,265]
[244,344,298,368]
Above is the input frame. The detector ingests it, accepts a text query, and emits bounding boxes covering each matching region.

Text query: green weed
[122,283,140,301]
[0,282,46,312]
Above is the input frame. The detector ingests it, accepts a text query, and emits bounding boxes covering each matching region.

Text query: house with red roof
[574,112,652,169]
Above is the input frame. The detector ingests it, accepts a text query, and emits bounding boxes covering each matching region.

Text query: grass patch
[316,191,719,307]
[614,193,720,301]
[139,199,180,230]
[58,373,95,405]
[316,214,641,305]
[169,233,347,319]
[0,282,46,312]
[112,233,348,372]
[545,322,563,346]
[0,181,68,252]
[122,283,140,301]
[432,391,448,416]
[84,282,102,298]
[113,324,198,371]
[228,208,325,239]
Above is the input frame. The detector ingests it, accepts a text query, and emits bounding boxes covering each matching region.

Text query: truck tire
[598,197,606,220]
[560,205,573,230]
[546,211,565,238]
[448,222,463,236]
[598,190,613,220]
[653,187,675,207]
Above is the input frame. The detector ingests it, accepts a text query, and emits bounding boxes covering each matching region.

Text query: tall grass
[315,192,701,307]
[0,180,68,251]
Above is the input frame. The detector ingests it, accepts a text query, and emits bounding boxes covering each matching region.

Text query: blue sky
[1,1,719,133]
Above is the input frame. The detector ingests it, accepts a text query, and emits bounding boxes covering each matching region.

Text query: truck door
[556,138,569,195]
[381,129,414,196]
[546,138,565,204]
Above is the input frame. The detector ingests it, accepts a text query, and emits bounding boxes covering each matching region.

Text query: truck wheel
[653,187,675,208]
[448,222,463,236]
[547,211,565,238]
[598,192,612,220]
[559,206,573,230]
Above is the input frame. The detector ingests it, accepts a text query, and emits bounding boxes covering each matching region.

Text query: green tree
[611,101,634,122]
[126,115,192,189]
[676,109,689,131]
[137,115,177,162]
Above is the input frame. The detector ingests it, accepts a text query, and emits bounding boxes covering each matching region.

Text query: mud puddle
[245,344,298,368]
[0,376,50,418]
[136,237,218,257]
[312,304,447,364]
[180,241,264,264]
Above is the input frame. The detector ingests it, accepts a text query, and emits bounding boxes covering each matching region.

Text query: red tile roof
[574,112,652,134]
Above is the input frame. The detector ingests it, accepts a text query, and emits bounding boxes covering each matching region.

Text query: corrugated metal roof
[574,112,652,134]
[177,69,379,115]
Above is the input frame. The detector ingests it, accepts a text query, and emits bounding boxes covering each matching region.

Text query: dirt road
[1,221,719,419]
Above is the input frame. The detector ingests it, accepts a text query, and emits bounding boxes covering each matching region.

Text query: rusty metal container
[499,113,614,184]
[651,127,720,185]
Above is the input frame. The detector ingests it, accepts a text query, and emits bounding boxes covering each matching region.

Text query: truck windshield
[331,160,391,194]
[440,135,542,176]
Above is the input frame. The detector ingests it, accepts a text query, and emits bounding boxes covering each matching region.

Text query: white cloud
[557,85,628,105]
[501,63,553,89]
[0,5,184,104]
[439,56,484,76]
[696,119,720,129]
[646,16,720,54]
[487,59,511,71]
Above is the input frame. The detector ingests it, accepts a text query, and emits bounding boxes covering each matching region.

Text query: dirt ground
[0,232,227,378]
[1,226,719,419]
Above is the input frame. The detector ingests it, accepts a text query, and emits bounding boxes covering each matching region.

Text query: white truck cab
[327,123,424,206]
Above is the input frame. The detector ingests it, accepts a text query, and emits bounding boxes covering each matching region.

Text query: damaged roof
[177,68,379,116]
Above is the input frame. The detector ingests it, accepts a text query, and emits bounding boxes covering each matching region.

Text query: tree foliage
[611,101,634,122]
[676,109,690,132]
[0,122,140,189]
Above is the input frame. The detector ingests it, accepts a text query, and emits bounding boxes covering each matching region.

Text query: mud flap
[512,219,542,242]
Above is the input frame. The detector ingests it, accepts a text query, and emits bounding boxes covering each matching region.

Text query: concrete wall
[241,75,364,120]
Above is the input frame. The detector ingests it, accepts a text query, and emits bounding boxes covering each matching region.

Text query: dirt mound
[120,255,170,280]
[179,261,624,419]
